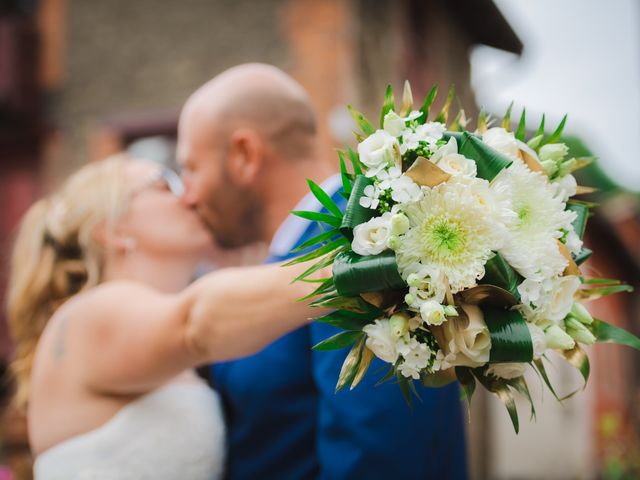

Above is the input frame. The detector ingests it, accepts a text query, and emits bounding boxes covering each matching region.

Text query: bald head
[182,63,317,161]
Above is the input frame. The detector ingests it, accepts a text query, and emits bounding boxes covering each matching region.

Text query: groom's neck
[261,157,336,245]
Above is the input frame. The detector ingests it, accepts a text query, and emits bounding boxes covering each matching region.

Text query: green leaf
[542,114,567,145]
[434,84,455,124]
[285,237,347,266]
[307,179,344,218]
[527,134,544,150]
[566,203,589,239]
[535,113,546,138]
[419,85,438,124]
[313,330,364,351]
[380,84,395,127]
[375,366,396,386]
[577,283,633,300]
[396,372,414,408]
[336,337,365,391]
[294,249,342,283]
[333,250,406,297]
[501,101,514,130]
[311,293,382,315]
[481,253,522,300]
[338,152,353,196]
[346,148,363,176]
[291,210,342,229]
[582,277,622,285]
[483,307,533,363]
[506,376,536,421]
[473,369,520,433]
[347,105,376,136]
[559,346,590,400]
[457,131,513,181]
[298,278,335,302]
[591,318,640,351]
[533,358,561,402]
[455,367,476,412]
[340,175,376,239]
[515,108,527,141]
[477,107,489,133]
[316,310,377,331]
[291,228,339,253]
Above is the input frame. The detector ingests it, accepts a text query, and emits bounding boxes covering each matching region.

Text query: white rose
[383,111,405,137]
[487,362,527,380]
[527,323,547,359]
[390,175,422,204]
[436,153,477,178]
[420,300,447,326]
[545,275,581,323]
[351,213,392,256]
[483,127,519,159]
[416,122,446,142]
[358,130,399,177]
[438,303,491,368]
[363,319,399,363]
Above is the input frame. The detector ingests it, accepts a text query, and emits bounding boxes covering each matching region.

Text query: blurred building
[3,0,638,479]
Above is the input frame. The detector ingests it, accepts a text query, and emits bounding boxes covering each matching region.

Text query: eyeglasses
[135,166,185,198]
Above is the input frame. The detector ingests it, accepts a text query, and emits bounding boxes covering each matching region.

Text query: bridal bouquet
[287,82,637,431]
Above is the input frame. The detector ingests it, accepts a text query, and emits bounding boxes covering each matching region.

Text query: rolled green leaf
[480,253,523,300]
[340,175,376,239]
[483,306,533,363]
[591,318,640,350]
[333,250,406,297]
[313,330,364,351]
[566,203,589,239]
[457,131,513,181]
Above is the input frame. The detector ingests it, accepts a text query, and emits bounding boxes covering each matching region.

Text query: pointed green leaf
[506,376,536,421]
[396,372,414,408]
[347,147,363,176]
[294,249,342,282]
[501,101,514,130]
[311,293,382,315]
[347,105,376,136]
[313,330,364,351]
[535,113,546,138]
[307,179,343,218]
[298,278,335,301]
[515,108,527,141]
[291,228,339,253]
[434,84,455,124]
[291,210,342,228]
[473,369,520,433]
[375,366,396,386]
[316,310,375,331]
[338,152,353,196]
[533,358,561,402]
[591,318,640,350]
[380,84,395,127]
[542,114,567,145]
[284,237,347,266]
[477,107,489,133]
[336,337,365,391]
[419,85,438,124]
[527,134,544,150]
[455,367,476,410]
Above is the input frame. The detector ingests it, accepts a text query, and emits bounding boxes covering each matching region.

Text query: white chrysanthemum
[493,161,577,281]
[396,180,505,292]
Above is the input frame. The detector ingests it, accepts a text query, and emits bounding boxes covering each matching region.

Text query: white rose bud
[482,127,519,158]
[443,305,458,317]
[404,293,415,306]
[383,111,405,137]
[406,273,420,288]
[358,130,399,177]
[487,362,527,380]
[386,234,401,250]
[539,143,569,163]
[558,157,577,177]
[389,312,410,339]
[352,213,392,256]
[565,317,597,346]
[570,302,593,325]
[420,301,447,326]
[527,323,547,359]
[544,324,576,350]
[363,319,399,364]
[540,159,559,177]
[390,213,410,235]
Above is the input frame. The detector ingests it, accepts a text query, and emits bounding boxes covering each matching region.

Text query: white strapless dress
[33,382,226,479]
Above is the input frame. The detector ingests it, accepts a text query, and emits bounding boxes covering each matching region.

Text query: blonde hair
[6,155,132,410]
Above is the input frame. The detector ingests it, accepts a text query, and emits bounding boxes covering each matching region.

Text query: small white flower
[376,166,402,190]
[517,278,545,306]
[383,111,406,137]
[397,336,433,379]
[519,275,581,327]
[436,153,477,178]
[359,184,380,210]
[565,228,583,256]
[416,121,446,142]
[483,127,519,159]
[552,174,577,202]
[419,300,447,326]
[390,175,422,204]
[358,130,399,177]
[527,323,547,359]
[352,212,393,256]
[487,362,527,380]
[363,319,399,363]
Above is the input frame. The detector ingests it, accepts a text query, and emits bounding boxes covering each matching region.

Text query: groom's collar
[268,174,343,259]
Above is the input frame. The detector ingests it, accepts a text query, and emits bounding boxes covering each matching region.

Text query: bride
[6,154,328,479]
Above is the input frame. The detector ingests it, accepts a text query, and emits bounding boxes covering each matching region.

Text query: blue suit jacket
[212,181,468,480]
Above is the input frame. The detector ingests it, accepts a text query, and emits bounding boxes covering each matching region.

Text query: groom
[177,63,468,480]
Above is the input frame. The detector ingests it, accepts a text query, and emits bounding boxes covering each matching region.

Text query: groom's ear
[226,128,264,187]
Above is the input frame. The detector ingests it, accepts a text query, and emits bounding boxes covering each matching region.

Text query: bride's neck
[102,253,197,294]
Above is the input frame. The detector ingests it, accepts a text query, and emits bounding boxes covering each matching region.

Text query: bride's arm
[65,262,329,395]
